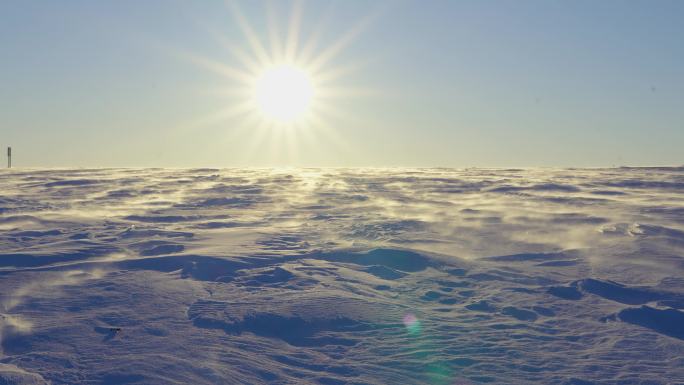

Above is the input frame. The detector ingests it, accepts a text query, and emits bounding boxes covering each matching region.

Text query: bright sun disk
[254,65,314,123]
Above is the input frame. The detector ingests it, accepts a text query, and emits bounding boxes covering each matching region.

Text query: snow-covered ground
[0,167,683,384]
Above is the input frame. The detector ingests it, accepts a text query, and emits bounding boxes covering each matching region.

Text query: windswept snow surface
[1,167,683,384]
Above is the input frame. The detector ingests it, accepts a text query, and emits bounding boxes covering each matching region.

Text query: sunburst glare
[178,1,380,164]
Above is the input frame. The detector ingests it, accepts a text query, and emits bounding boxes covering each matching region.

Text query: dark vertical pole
[7,147,11,168]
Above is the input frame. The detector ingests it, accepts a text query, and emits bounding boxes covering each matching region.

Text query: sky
[1,0,683,168]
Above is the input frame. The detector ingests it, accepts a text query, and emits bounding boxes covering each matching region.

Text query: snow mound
[0,364,47,385]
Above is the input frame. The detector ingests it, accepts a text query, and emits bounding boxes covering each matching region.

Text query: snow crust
[1,167,683,384]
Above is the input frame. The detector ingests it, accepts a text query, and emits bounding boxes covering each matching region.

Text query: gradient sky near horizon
[1,0,683,167]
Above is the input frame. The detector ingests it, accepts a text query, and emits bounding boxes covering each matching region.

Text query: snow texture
[1,167,683,384]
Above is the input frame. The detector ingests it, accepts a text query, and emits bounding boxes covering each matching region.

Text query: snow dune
[0,167,683,384]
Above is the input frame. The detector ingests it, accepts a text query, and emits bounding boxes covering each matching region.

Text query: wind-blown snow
[0,167,683,384]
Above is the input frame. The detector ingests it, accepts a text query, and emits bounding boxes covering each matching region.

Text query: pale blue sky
[1,0,682,167]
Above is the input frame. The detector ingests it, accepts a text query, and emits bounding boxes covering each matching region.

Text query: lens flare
[403,313,421,334]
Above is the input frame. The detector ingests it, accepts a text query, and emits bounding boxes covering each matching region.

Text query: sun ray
[204,84,252,98]
[303,115,350,164]
[284,0,303,63]
[296,2,334,66]
[266,1,284,63]
[305,9,380,73]
[202,25,263,74]
[312,100,370,138]
[184,53,254,82]
[308,105,353,152]
[239,120,270,163]
[175,101,254,135]
[228,0,272,67]
[217,38,264,76]
[268,124,285,165]
[313,56,378,83]
[284,121,299,164]
[316,85,381,99]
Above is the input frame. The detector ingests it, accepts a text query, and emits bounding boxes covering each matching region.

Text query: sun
[253,64,315,123]
[180,1,378,162]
